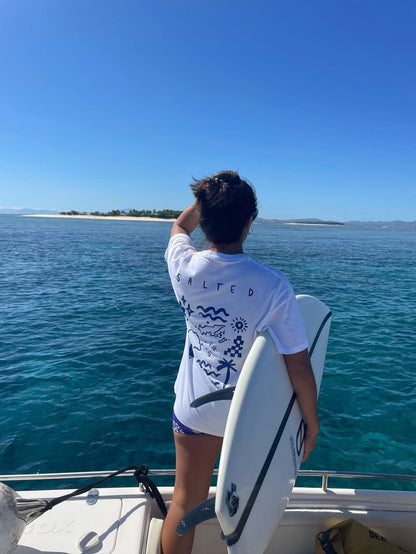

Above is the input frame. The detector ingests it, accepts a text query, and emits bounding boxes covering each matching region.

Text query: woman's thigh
[172,432,223,509]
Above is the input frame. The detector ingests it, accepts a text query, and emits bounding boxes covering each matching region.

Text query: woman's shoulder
[244,256,291,285]
[165,233,197,262]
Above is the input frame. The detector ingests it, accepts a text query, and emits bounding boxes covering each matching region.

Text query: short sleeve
[164,233,197,301]
[258,282,308,355]
[165,233,196,270]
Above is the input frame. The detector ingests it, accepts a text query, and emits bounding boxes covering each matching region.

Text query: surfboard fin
[190,387,236,408]
[176,496,216,536]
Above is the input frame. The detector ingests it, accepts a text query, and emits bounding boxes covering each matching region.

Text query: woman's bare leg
[161,432,222,554]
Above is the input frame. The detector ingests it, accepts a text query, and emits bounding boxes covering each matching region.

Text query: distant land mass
[256,218,415,229]
[0,208,59,215]
[285,218,344,225]
[59,209,181,219]
[256,218,345,225]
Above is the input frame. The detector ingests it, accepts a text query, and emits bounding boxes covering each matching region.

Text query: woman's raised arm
[170,203,200,237]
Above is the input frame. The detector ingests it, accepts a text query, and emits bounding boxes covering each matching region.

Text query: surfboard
[176,295,332,551]
[214,294,332,554]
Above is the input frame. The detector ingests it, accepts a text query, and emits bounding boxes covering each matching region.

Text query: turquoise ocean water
[1,215,415,490]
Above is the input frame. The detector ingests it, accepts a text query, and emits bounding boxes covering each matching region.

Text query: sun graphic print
[231,317,248,333]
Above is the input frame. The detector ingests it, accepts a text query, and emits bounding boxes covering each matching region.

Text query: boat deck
[3,470,415,554]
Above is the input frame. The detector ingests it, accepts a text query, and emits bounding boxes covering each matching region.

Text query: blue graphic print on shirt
[196,305,230,323]
[231,317,248,333]
[215,358,238,387]
[224,335,245,358]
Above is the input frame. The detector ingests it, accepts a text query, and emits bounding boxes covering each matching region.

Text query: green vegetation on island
[59,209,181,219]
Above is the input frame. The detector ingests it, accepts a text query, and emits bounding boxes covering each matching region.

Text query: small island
[60,209,181,219]
[285,219,345,226]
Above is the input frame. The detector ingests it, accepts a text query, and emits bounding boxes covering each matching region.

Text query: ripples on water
[0,216,415,489]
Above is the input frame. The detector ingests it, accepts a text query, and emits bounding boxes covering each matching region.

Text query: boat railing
[1,469,416,492]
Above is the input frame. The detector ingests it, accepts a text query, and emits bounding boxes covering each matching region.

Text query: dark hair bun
[190,170,257,244]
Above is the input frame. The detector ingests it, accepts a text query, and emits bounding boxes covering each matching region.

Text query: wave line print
[196,359,221,377]
[196,305,230,323]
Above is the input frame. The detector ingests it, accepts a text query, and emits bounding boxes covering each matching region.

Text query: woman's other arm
[170,204,200,237]
[283,349,319,461]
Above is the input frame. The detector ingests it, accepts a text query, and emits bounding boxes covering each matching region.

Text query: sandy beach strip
[22,214,176,222]
[284,222,341,226]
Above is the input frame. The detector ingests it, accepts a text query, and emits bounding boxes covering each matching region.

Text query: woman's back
[165,232,308,436]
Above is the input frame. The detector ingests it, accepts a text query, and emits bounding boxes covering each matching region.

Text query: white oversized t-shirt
[165,233,308,437]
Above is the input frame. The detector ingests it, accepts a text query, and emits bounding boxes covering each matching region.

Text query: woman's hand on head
[170,203,200,237]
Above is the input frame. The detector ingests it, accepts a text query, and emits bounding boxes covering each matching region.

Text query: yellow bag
[315,519,410,554]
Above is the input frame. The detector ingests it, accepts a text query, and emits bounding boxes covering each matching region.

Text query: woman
[162,171,319,554]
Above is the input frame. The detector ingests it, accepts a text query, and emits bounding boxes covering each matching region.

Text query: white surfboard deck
[215,294,332,554]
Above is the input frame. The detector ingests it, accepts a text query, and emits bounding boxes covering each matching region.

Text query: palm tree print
[216,358,237,387]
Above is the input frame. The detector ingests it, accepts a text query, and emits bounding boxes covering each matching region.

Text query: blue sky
[0,0,415,220]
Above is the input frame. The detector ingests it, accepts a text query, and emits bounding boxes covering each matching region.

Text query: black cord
[42,465,167,519]
[133,465,167,518]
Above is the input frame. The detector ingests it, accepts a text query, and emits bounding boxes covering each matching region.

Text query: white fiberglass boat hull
[10,482,416,554]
